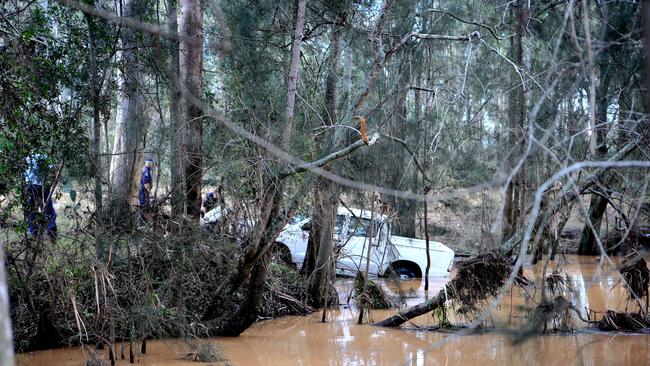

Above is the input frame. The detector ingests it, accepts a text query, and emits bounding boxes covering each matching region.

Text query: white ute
[276,207,455,278]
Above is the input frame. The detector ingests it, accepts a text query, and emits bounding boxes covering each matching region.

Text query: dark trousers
[138,193,150,223]
[24,184,57,240]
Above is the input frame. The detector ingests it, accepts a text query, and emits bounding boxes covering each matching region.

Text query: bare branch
[277,133,379,179]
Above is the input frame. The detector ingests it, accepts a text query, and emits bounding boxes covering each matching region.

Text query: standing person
[24,153,57,241]
[138,159,155,223]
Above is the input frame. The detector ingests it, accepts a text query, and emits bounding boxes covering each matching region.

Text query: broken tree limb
[374,289,446,327]
[277,133,379,179]
[387,31,479,58]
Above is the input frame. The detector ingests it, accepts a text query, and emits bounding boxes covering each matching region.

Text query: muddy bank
[17,255,650,366]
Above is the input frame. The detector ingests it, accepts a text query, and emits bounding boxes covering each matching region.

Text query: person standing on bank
[24,153,57,241]
[138,159,155,223]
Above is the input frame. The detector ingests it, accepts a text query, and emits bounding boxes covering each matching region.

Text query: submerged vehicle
[276,207,455,278]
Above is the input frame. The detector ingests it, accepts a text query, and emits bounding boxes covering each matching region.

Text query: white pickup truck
[276,207,455,278]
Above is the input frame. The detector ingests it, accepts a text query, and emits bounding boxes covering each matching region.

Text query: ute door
[373,220,395,275]
[278,218,310,266]
[339,216,384,276]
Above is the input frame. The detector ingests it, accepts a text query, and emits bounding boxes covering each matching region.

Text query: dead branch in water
[374,252,527,327]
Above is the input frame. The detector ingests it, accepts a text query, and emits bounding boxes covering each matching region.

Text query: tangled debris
[374,251,528,327]
[619,252,650,301]
[184,342,226,363]
[449,251,527,315]
[260,261,313,317]
[598,310,650,332]
[354,272,393,309]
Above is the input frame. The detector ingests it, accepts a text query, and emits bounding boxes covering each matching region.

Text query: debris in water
[449,251,527,315]
[184,342,226,363]
[355,272,393,309]
[619,252,649,301]
[598,310,650,332]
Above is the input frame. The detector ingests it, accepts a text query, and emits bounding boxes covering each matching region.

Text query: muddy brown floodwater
[17,255,650,366]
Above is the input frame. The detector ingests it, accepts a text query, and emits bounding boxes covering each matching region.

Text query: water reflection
[17,255,650,366]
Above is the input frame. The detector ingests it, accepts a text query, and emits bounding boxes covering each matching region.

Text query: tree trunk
[179,0,203,218]
[577,1,631,254]
[85,10,104,258]
[307,180,340,306]
[644,0,650,124]
[168,0,184,217]
[203,0,308,332]
[306,9,344,306]
[107,0,148,224]
[0,241,15,366]
[502,0,529,241]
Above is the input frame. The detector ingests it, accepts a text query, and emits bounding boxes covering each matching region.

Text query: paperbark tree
[107,0,148,224]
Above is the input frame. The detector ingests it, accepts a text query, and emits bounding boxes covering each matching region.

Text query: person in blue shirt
[138,159,155,223]
[23,153,57,240]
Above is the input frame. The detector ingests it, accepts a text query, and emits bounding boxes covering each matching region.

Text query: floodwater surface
[17,255,650,366]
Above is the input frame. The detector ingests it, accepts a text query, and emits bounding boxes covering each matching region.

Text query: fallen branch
[375,252,523,327]
[277,133,379,179]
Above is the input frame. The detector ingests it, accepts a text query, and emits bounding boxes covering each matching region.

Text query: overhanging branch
[277,133,379,179]
[387,31,479,57]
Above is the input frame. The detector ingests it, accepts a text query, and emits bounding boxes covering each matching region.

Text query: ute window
[348,218,376,237]
[333,215,346,235]
[301,221,311,231]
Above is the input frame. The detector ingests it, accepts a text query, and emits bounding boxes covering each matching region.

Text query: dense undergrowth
[7,222,308,352]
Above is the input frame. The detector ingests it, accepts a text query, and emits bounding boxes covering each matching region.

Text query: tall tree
[168,0,184,217]
[179,0,203,218]
[306,4,346,306]
[502,0,529,241]
[107,0,149,223]
[578,1,637,254]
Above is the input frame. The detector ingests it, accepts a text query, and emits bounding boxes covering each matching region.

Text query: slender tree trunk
[306,10,344,306]
[168,0,183,216]
[179,0,203,218]
[577,2,631,254]
[577,73,614,256]
[641,0,650,145]
[86,11,104,258]
[0,240,14,365]
[108,0,148,224]
[502,0,529,241]
[204,0,308,333]
[382,54,416,237]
